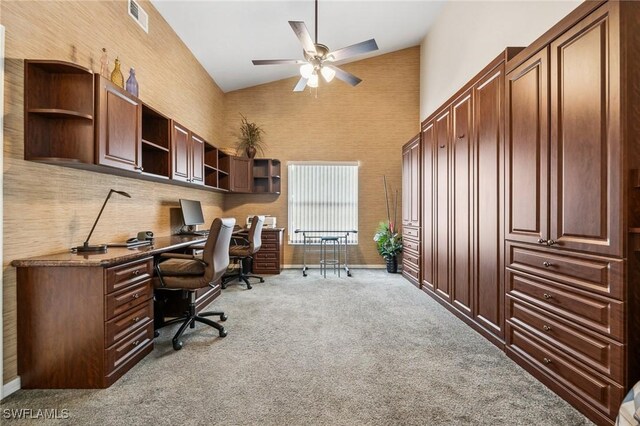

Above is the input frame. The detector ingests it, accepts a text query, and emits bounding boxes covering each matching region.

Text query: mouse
[126,237,139,244]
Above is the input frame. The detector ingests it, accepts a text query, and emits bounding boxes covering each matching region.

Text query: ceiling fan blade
[252,59,306,66]
[328,65,362,87]
[293,77,308,92]
[327,39,379,62]
[289,21,317,55]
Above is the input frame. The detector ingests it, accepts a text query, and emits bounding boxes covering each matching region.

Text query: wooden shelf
[141,139,169,152]
[28,108,93,120]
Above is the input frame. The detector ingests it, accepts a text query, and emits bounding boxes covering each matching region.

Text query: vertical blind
[288,162,359,244]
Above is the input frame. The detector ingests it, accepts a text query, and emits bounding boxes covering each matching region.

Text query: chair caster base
[220,314,228,321]
[154,330,160,338]
[219,329,227,337]
[259,278,265,283]
[172,339,183,351]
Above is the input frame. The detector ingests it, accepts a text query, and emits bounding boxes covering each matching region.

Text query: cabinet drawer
[403,239,419,252]
[105,280,152,321]
[106,322,153,375]
[255,251,278,261]
[507,323,624,419]
[402,263,419,282]
[506,242,623,299]
[105,258,153,294]
[253,262,280,272]
[105,300,153,348]
[507,296,624,381]
[403,227,419,238]
[506,270,623,340]
[259,242,278,252]
[261,232,278,241]
[402,251,420,269]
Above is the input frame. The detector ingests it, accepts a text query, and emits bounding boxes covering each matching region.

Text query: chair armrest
[231,236,250,246]
[158,253,207,266]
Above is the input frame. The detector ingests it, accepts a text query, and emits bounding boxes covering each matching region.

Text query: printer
[246,215,276,228]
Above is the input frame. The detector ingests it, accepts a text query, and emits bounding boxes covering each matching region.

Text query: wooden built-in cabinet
[405,2,639,425]
[252,228,285,274]
[23,59,273,195]
[401,135,420,286]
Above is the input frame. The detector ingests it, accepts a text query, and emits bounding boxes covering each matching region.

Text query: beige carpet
[1,270,592,425]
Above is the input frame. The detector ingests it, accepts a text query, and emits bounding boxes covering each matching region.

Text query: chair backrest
[248,215,265,253]
[202,217,236,284]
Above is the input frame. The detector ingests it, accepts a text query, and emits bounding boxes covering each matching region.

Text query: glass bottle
[110,58,124,89]
[125,67,139,97]
[99,48,109,78]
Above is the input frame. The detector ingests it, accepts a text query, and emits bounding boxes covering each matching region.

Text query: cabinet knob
[543,293,553,299]
[542,261,553,268]
[132,293,140,299]
[132,316,140,323]
[439,145,445,149]
[457,134,465,139]
[132,270,140,275]
[543,357,552,364]
[547,239,557,246]
[543,325,552,332]
[132,340,140,347]
[537,238,548,244]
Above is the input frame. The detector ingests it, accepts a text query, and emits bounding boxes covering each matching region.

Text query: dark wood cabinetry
[171,122,204,185]
[501,2,640,424]
[229,156,252,193]
[252,228,284,274]
[95,76,142,172]
[421,122,434,292]
[401,135,420,286]
[141,104,170,178]
[253,159,281,194]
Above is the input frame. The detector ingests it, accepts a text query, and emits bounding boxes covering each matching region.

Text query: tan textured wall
[1,1,225,383]
[222,47,420,267]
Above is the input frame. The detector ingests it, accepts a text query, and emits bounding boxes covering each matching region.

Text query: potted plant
[236,113,266,158]
[374,176,402,273]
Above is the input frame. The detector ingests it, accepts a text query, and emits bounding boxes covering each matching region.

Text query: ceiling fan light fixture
[300,63,314,78]
[308,72,319,88]
[320,66,335,83]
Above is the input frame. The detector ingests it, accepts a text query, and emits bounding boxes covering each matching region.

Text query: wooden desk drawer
[403,227,419,239]
[105,300,153,348]
[253,261,280,272]
[403,239,419,252]
[507,322,624,419]
[259,242,278,252]
[506,242,623,299]
[106,322,153,375]
[105,258,153,294]
[507,296,624,381]
[255,251,279,261]
[402,263,419,282]
[105,280,152,321]
[261,232,278,241]
[506,270,623,340]
[402,251,420,269]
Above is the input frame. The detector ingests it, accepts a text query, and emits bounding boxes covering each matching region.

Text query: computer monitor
[179,199,205,227]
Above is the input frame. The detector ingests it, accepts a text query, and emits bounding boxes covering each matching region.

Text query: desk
[11,235,207,389]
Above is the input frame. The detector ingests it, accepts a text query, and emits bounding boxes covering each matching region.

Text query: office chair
[222,215,265,290]
[154,217,235,350]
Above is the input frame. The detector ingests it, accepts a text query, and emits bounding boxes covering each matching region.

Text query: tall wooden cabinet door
[96,77,142,171]
[171,122,190,182]
[434,109,451,302]
[451,92,473,316]
[402,147,411,226]
[474,64,505,338]
[421,121,435,291]
[505,49,549,245]
[230,156,253,192]
[550,4,621,257]
[410,140,421,227]
[190,133,205,185]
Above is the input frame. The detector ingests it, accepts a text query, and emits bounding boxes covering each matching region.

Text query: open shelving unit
[24,60,95,164]
[252,159,281,194]
[141,104,170,178]
[203,144,230,192]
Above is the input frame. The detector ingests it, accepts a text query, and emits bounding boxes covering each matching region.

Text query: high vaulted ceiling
[150,1,445,92]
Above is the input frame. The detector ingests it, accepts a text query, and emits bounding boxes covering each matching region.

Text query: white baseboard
[283,264,386,269]
[2,377,20,399]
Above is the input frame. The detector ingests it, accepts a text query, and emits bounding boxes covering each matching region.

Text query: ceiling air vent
[128,0,149,33]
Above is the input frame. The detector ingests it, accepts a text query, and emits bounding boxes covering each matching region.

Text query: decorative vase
[126,67,139,97]
[99,48,109,78]
[246,146,257,158]
[110,58,124,89]
[385,256,398,273]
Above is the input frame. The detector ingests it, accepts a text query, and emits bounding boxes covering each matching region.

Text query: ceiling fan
[252,0,379,92]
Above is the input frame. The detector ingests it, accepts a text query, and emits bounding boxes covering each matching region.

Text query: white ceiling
[150,0,445,92]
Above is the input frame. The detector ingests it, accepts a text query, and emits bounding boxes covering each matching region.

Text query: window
[288,162,359,244]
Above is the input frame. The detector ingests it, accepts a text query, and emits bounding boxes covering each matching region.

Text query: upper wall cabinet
[171,121,204,185]
[228,156,252,193]
[95,76,142,172]
[24,60,95,164]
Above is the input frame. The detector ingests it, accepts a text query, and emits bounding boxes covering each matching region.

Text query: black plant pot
[385,256,398,273]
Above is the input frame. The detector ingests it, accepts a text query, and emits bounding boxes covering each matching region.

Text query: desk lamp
[74,189,131,253]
